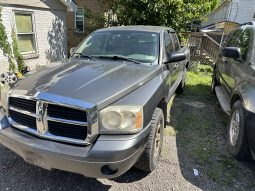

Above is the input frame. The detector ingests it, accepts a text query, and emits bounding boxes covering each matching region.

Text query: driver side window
[225,29,243,47]
[164,31,174,56]
[235,29,252,61]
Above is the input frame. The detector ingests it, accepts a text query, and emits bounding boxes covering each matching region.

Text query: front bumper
[0,111,150,178]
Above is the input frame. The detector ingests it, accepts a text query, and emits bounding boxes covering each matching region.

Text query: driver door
[218,29,243,95]
[163,30,176,100]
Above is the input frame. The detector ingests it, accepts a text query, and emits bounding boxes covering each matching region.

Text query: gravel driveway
[0,135,202,191]
[1,67,255,191]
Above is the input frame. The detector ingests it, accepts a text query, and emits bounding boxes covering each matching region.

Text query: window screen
[76,8,84,33]
[15,13,36,53]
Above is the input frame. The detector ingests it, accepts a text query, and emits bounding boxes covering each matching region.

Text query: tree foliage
[84,6,107,31]
[11,29,25,72]
[0,7,15,71]
[114,0,220,31]
[0,7,25,73]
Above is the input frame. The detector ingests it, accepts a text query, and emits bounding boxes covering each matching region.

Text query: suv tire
[135,107,164,171]
[227,100,250,160]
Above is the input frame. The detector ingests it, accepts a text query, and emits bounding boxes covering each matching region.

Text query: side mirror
[222,47,241,60]
[70,47,76,55]
[165,52,186,64]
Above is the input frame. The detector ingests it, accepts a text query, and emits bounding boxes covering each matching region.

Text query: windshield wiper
[97,55,141,65]
[73,53,96,60]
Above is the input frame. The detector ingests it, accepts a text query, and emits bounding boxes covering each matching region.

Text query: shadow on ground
[169,81,255,190]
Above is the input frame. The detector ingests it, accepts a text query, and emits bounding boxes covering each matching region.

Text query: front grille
[47,104,87,122]
[48,121,87,140]
[8,96,89,144]
[9,109,37,130]
[9,97,36,113]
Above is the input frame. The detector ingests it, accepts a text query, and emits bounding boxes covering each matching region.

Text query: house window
[15,12,36,54]
[75,8,84,33]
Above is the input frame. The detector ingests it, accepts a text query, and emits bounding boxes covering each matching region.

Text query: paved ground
[1,67,255,191]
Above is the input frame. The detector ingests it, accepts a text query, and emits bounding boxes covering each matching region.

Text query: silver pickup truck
[0,26,190,178]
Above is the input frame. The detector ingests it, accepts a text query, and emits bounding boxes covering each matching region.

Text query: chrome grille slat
[47,116,88,126]
[9,106,36,117]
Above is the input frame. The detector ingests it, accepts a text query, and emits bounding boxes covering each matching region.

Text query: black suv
[212,22,255,160]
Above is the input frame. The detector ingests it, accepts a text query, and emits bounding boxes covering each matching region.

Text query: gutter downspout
[59,0,77,12]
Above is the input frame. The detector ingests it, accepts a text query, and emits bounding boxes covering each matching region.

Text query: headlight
[99,106,143,134]
[1,85,10,111]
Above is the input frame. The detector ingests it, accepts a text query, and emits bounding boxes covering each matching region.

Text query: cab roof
[96,25,176,33]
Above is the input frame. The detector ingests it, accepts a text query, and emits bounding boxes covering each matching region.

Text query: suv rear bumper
[0,113,150,178]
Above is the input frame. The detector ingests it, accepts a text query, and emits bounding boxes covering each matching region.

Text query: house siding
[203,0,255,27]
[67,0,112,53]
[0,4,67,73]
[0,0,66,11]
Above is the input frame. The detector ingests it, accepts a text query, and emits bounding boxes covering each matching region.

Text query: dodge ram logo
[37,104,43,121]
[36,101,46,134]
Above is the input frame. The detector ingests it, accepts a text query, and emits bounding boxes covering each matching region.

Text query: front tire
[227,100,250,160]
[176,67,187,94]
[135,107,164,171]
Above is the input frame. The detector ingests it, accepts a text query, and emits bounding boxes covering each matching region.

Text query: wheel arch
[232,82,255,113]
[231,93,242,108]
[157,97,167,127]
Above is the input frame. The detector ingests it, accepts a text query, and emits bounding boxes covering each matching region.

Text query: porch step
[215,86,231,115]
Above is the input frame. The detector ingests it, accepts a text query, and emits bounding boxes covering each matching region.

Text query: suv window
[225,29,243,47]
[164,31,174,55]
[171,33,180,50]
[235,29,252,61]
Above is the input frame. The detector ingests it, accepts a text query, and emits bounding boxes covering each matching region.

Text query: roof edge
[204,0,232,18]
[59,0,77,12]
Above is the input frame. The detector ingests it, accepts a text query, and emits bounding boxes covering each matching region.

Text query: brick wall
[67,0,112,53]
[0,4,67,73]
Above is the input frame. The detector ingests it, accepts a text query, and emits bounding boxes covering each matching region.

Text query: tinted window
[225,29,243,47]
[164,31,174,55]
[235,29,252,61]
[171,33,180,50]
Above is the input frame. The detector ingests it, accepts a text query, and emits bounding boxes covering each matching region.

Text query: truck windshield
[74,30,160,65]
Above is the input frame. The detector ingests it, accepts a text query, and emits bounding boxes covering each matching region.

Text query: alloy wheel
[153,118,163,162]
[229,110,240,146]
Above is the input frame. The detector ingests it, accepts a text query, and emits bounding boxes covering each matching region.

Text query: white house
[0,0,76,73]
[202,0,255,28]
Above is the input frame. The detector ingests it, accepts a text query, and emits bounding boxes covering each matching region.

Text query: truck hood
[12,59,161,109]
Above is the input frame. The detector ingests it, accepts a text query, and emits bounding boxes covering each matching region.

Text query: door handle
[222,57,228,64]
[174,63,179,69]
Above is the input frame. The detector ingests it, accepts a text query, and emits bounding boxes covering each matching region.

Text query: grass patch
[185,64,213,97]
